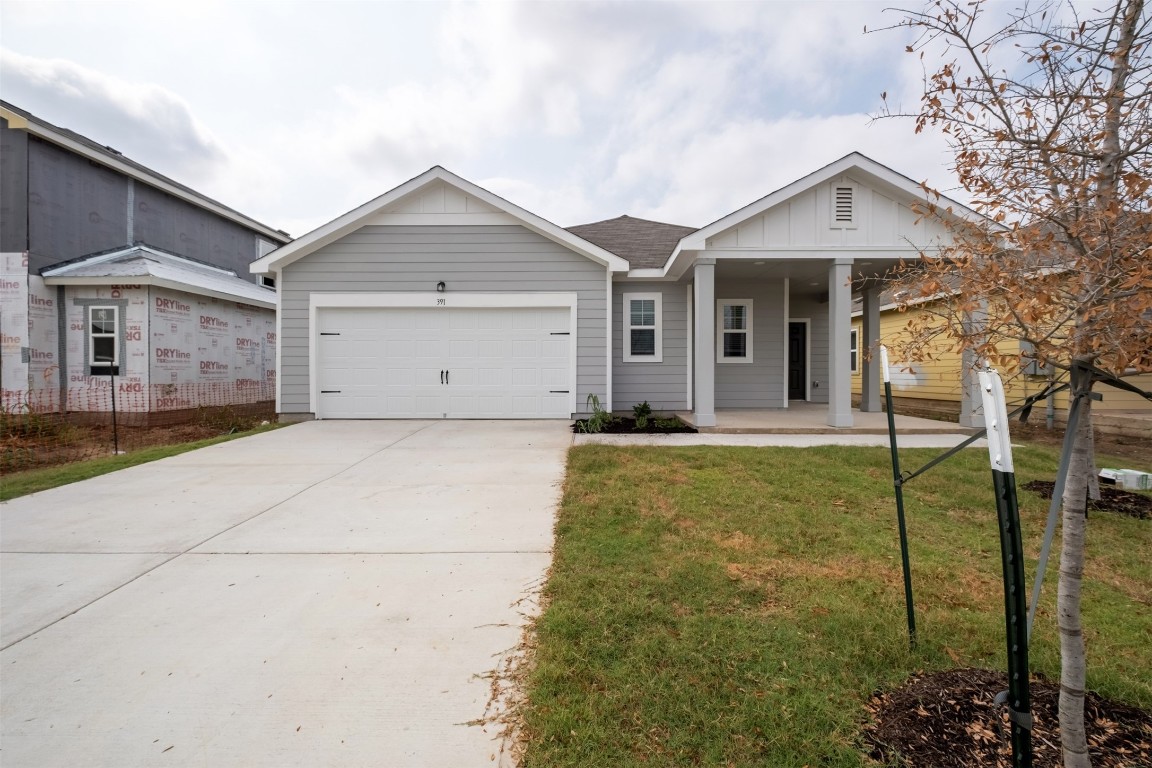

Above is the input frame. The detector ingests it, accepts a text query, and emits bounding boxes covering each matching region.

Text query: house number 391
[436,298,446,306]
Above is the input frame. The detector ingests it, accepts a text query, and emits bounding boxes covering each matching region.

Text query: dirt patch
[2,421,254,473]
[571,416,697,434]
[1010,420,1151,466]
[863,667,1152,767]
[1022,480,1151,520]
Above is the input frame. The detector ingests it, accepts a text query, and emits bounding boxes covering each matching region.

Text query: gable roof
[1,101,291,245]
[566,215,698,269]
[42,245,276,309]
[250,166,630,274]
[662,152,996,276]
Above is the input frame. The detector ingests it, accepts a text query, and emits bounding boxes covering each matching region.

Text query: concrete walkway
[574,432,983,448]
[1,420,570,767]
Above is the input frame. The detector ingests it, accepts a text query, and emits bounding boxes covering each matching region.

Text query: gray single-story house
[251,153,969,427]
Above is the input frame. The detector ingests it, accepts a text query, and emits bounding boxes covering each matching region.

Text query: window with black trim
[624,293,662,362]
[717,300,753,362]
[89,306,120,375]
[850,328,859,373]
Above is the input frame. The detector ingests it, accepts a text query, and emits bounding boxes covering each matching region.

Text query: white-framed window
[850,328,859,373]
[624,293,663,362]
[260,275,276,289]
[717,300,753,363]
[89,306,120,373]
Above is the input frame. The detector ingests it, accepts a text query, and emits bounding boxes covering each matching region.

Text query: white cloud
[0,49,227,185]
[0,1,967,238]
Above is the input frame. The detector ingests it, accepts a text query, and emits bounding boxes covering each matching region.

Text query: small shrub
[577,394,615,434]
[632,401,652,430]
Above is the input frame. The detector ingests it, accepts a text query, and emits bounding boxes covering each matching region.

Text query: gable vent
[831,184,857,228]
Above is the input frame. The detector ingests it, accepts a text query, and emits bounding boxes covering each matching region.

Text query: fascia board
[251,166,631,274]
[2,107,289,244]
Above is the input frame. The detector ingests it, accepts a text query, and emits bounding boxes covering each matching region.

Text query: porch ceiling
[714,257,901,298]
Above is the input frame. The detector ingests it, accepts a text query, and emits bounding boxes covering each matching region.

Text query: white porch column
[860,284,882,412]
[693,259,716,427]
[827,257,853,427]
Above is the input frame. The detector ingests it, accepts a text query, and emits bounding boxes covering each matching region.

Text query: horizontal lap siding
[612,283,688,412]
[715,279,786,408]
[280,225,607,415]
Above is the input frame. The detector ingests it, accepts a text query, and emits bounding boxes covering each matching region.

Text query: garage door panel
[317,305,571,419]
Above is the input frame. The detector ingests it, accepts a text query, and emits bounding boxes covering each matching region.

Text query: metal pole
[979,367,1033,768]
[107,358,119,455]
[881,346,917,649]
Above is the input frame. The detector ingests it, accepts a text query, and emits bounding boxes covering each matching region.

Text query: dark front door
[788,322,806,400]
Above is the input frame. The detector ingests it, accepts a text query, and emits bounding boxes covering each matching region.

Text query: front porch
[677,402,972,435]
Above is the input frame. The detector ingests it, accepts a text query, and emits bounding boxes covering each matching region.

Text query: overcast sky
[1,0,966,238]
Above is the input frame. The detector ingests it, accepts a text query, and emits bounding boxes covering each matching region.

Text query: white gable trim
[662,152,995,277]
[251,166,630,274]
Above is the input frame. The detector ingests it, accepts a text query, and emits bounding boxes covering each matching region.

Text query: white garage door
[316,306,572,419]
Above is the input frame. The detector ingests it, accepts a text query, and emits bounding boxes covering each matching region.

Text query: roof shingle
[567,215,697,269]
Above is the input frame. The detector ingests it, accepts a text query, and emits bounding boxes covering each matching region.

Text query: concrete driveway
[1,420,570,767]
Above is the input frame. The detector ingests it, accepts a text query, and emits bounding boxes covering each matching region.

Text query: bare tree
[876,1,1152,765]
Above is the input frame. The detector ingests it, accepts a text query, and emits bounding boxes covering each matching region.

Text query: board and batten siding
[612,282,688,412]
[704,175,952,251]
[714,279,787,408]
[279,225,607,415]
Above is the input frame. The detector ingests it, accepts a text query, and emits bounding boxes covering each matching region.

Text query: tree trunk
[1058,370,1094,768]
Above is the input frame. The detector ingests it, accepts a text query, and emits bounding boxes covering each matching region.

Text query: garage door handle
[445,370,449,384]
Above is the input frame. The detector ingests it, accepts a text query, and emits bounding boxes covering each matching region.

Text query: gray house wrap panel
[27,136,130,270]
[278,225,608,414]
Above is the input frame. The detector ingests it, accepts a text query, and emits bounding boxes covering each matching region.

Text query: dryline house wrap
[1,246,275,417]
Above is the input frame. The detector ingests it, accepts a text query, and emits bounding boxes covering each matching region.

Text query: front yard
[518,443,1151,766]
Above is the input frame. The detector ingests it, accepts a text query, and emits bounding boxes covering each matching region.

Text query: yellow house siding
[854,304,1151,417]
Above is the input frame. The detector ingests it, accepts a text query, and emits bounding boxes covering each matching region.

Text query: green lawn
[520,443,1152,766]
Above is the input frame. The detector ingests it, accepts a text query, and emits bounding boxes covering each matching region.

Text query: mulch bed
[570,416,697,434]
[1022,480,1152,520]
[863,668,1152,767]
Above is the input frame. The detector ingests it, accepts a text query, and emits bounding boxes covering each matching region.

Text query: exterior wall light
[436,281,446,292]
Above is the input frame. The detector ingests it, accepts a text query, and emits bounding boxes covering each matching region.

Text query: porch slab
[677,403,974,435]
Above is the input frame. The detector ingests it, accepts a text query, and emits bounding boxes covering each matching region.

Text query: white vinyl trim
[781,279,790,408]
[716,299,754,364]
[686,282,693,411]
[605,267,613,410]
[623,292,663,363]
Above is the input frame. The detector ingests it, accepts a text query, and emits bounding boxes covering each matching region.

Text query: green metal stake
[979,366,1033,768]
[881,346,916,650]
